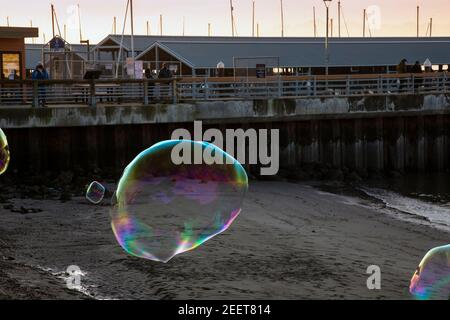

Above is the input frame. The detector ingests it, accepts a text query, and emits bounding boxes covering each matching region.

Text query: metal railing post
[442,72,447,93]
[192,81,196,100]
[32,81,39,108]
[204,79,209,100]
[278,77,282,98]
[346,76,351,96]
[313,76,317,96]
[172,80,178,104]
[143,79,149,105]
[246,77,250,98]
[89,80,97,107]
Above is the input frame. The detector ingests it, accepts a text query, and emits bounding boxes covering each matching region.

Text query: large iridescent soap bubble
[0,128,10,176]
[111,140,248,263]
[410,244,450,300]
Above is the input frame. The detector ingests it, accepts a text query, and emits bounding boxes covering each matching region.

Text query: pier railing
[0,73,448,107]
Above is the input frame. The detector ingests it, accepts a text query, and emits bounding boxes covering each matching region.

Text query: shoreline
[0,180,449,300]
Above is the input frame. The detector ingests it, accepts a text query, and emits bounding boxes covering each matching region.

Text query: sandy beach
[0,180,448,300]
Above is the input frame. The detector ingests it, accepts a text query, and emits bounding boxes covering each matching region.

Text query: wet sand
[0,181,448,300]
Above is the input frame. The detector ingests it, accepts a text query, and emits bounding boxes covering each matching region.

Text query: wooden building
[0,27,38,80]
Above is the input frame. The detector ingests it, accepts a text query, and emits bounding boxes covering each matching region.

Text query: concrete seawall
[1,94,449,176]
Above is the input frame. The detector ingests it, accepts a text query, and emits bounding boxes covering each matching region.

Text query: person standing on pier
[32,63,49,107]
[157,64,173,100]
[158,63,173,79]
[396,58,408,92]
[412,61,423,92]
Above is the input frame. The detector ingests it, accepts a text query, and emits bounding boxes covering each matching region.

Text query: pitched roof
[25,43,92,69]
[33,35,450,69]
[153,37,450,68]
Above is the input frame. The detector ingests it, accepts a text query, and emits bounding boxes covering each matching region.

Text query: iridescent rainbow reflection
[410,244,450,300]
[86,181,106,204]
[0,128,10,176]
[111,140,248,263]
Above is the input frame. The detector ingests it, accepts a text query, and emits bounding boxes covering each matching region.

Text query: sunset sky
[1,0,449,43]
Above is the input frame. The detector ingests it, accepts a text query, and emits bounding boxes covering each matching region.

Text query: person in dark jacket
[32,63,49,80]
[31,63,49,107]
[396,59,408,92]
[411,61,422,74]
[412,61,423,92]
[144,68,152,79]
[396,58,408,74]
[158,63,173,79]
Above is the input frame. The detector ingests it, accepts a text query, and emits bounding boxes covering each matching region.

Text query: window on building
[1,53,21,80]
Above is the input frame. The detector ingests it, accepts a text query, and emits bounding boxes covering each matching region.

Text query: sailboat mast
[280,0,285,37]
[51,4,56,38]
[252,1,255,37]
[230,0,235,37]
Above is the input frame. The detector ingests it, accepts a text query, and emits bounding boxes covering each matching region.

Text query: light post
[323,0,332,76]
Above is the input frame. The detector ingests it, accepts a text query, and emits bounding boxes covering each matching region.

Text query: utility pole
[330,18,333,37]
[160,14,163,36]
[114,16,117,34]
[208,23,211,37]
[147,20,150,36]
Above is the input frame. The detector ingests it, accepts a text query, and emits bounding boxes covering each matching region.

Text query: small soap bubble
[0,128,10,176]
[86,181,106,204]
[111,140,248,263]
[410,244,450,300]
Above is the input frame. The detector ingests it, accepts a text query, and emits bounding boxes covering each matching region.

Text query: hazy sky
[1,0,449,43]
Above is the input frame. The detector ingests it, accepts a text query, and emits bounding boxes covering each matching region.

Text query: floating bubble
[410,244,450,300]
[0,128,10,176]
[111,140,248,263]
[86,181,106,204]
